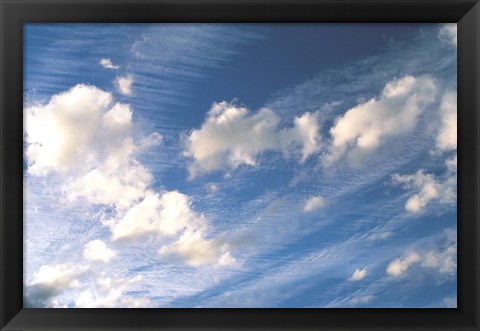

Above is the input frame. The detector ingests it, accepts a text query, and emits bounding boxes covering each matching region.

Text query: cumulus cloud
[25,84,232,268]
[24,84,162,210]
[390,86,456,214]
[387,229,456,278]
[184,101,321,177]
[107,191,206,241]
[435,91,457,153]
[392,154,456,213]
[99,58,120,69]
[83,240,116,263]
[324,75,436,167]
[25,84,116,175]
[25,263,89,307]
[303,196,326,213]
[349,267,367,281]
[115,75,134,96]
[158,230,236,267]
[392,171,440,213]
[439,23,457,47]
[75,274,150,308]
[386,252,421,277]
[106,191,234,267]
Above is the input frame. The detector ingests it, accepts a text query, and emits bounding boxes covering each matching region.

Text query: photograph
[23,23,457,308]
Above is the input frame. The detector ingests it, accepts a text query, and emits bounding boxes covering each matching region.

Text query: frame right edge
[458,1,480,330]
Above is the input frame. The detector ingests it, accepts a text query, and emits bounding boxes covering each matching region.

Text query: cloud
[349,267,367,281]
[65,160,153,210]
[83,240,116,263]
[435,91,457,153]
[420,229,457,275]
[205,183,219,194]
[107,191,206,241]
[25,84,234,269]
[366,231,393,241]
[392,88,456,213]
[25,263,89,307]
[348,295,374,305]
[386,252,421,277]
[75,274,150,308]
[387,229,456,278]
[115,75,133,96]
[25,84,117,175]
[439,24,457,47]
[324,75,436,167]
[99,58,120,69]
[280,111,321,163]
[303,196,326,213]
[158,230,236,267]
[184,101,321,177]
[392,154,456,213]
[24,84,162,210]
[392,171,440,213]
[107,191,235,267]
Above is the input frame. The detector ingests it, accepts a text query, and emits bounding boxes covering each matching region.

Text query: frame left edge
[1,0,26,329]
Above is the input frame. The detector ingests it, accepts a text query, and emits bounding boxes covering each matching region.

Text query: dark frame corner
[1,0,479,330]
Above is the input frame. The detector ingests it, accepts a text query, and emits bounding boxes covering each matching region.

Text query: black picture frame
[1,0,479,330]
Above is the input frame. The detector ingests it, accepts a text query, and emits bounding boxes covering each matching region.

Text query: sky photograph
[23,23,457,308]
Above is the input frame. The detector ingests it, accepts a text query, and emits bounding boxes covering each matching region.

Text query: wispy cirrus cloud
[349,267,368,281]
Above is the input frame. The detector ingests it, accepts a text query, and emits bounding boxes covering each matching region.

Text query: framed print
[1,0,479,330]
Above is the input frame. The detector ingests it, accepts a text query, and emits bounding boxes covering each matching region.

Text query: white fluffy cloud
[115,75,134,96]
[65,159,153,210]
[392,153,456,214]
[387,229,456,278]
[100,58,120,69]
[107,191,207,241]
[25,263,89,307]
[435,91,457,153]
[75,274,150,308]
[324,75,436,167]
[392,171,440,213]
[25,84,232,268]
[439,23,457,47]
[83,240,117,263]
[158,230,236,267]
[184,101,321,177]
[349,267,367,281]
[25,84,118,175]
[303,196,326,213]
[386,252,421,277]
[106,191,234,267]
[24,84,162,210]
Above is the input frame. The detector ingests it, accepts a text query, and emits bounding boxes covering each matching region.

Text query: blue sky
[23,23,457,308]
